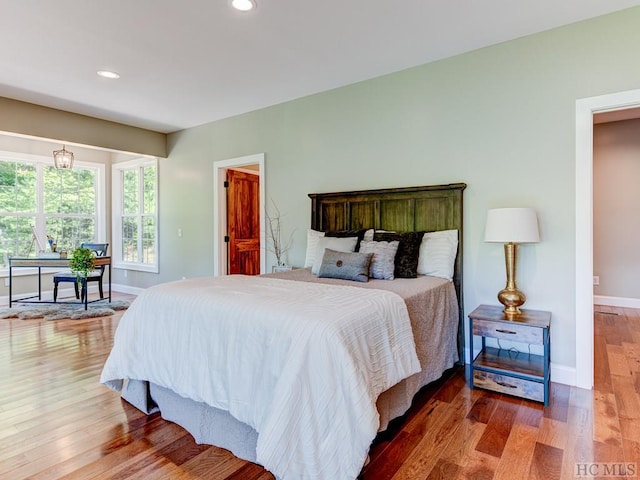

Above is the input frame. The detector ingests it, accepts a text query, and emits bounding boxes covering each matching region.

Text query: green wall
[160,7,640,373]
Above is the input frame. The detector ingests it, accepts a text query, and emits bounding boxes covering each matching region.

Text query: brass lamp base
[498,242,527,317]
[498,287,526,316]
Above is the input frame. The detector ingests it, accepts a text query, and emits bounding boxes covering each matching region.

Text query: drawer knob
[495,329,517,335]
[496,381,518,389]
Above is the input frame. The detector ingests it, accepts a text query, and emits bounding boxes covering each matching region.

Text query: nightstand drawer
[473,370,544,403]
[472,319,543,344]
[469,305,551,405]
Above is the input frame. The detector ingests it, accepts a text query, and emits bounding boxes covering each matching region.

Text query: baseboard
[463,347,482,366]
[464,348,577,387]
[594,295,640,309]
[111,283,144,296]
[550,363,576,386]
[0,285,102,305]
[1,283,143,305]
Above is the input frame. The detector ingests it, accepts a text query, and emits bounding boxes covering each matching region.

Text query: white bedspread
[100,275,420,480]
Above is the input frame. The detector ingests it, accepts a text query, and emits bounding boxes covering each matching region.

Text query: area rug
[0,299,130,321]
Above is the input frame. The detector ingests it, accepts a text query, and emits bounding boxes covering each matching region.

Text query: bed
[100,183,466,480]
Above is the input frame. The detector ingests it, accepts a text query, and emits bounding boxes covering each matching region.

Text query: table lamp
[484,207,540,315]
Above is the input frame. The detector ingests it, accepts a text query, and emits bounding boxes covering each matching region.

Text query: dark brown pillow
[373,231,425,278]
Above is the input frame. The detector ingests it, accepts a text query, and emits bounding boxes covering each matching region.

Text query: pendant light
[53,145,74,169]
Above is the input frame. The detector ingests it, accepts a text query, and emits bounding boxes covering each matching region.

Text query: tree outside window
[113,158,158,273]
[43,166,97,252]
[0,160,36,264]
[0,155,102,268]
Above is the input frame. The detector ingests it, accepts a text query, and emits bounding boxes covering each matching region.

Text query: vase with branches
[266,201,295,268]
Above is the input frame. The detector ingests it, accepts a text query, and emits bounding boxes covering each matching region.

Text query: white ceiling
[1,0,639,134]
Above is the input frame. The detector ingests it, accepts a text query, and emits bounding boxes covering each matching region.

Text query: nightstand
[468,304,551,405]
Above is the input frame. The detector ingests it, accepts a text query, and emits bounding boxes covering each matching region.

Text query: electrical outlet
[123,270,128,278]
[593,276,600,286]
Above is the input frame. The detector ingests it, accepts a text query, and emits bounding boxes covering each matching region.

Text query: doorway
[226,168,260,275]
[575,88,640,389]
[213,153,266,276]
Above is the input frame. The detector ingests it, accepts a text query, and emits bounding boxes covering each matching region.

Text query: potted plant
[69,246,96,284]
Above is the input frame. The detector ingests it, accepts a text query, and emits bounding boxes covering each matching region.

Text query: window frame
[0,150,106,276]
[112,157,159,273]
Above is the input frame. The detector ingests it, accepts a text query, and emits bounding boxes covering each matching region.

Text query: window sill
[113,262,159,274]
[0,267,62,278]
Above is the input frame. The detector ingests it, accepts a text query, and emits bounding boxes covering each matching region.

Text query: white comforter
[100,275,420,480]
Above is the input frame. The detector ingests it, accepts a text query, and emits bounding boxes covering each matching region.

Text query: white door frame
[575,88,640,389]
[213,153,266,276]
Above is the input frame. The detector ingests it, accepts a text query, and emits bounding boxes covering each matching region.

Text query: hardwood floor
[1,302,639,479]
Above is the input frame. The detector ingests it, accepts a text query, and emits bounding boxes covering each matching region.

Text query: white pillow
[417,230,458,280]
[363,229,375,242]
[304,229,325,268]
[311,236,358,275]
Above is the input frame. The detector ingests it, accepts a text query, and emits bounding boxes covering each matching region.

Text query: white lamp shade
[484,208,540,243]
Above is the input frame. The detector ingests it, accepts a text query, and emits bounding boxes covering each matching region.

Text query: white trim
[111,283,145,296]
[1,284,102,305]
[0,267,61,278]
[462,349,575,387]
[550,363,576,387]
[0,151,106,259]
[463,346,481,365]
[112,157,159,273]
[212,153,266,276]
[112,263,158,273]
[594,295,640,309]
[576,88,640,390]
[96,162,107,243]
[1,284,141,305]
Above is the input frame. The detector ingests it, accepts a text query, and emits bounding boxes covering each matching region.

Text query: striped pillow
[359,240,399,280]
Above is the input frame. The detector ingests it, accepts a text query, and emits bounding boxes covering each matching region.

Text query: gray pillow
[359,240,399,280]
[311,236,359,275]
[317,249,373,283]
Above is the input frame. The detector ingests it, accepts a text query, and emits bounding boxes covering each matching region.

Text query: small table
[468,304,551,405]
[9,256,111,310]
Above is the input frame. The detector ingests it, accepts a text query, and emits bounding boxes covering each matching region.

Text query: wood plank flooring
[1,302,639,479]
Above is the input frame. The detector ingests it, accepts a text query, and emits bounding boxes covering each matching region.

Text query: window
[112,157,158,273]
[0,152,104,270]
[44,166,98,252]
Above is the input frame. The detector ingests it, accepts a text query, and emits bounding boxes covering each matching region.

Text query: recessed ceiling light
[97,70,120,79]
[231,0,256,11]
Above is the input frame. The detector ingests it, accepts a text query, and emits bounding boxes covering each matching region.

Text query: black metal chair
[53,243,109,302]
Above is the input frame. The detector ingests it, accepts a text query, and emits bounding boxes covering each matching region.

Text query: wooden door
[227,169,260,275]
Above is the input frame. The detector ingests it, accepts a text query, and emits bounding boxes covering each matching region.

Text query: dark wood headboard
[308,183,467,362]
